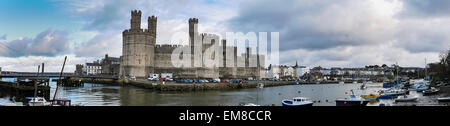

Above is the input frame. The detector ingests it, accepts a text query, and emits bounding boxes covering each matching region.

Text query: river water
[1,78,448,106]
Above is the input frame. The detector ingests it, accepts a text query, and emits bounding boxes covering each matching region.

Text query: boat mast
[425,58,428,80]
[396,62,399,81]
[51,56,67,106]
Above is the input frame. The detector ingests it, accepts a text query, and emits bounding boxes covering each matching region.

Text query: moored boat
[360,94,379,101]
[394,95,417,102]
[438,97,450,102]
[378,94,394,99]
[26,97,51,106]
[282,97,313,106]
[422,88,439,96]
[336,95,369,106]
[360,83,367,90]
[241,103,260,106]
[336,90,369,106]
[381,88,406,96]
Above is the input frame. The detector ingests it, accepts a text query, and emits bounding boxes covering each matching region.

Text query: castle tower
[189,18,199,47]
[189,18,199,69]
[148,15,157,37]
[120,10,155,79]
[130,10,142,30]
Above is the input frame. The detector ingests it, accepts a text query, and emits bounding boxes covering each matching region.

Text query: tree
[429,49,450,82]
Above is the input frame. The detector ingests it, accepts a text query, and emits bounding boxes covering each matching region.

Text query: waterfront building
[101,54,120,76]
[86,61,102,75]
[307,66,400,81]
[266,64,304,80]
[74,64,84,75]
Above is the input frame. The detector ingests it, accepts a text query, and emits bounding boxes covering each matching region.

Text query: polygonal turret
[130,10,142,30]
[148,15,157,37]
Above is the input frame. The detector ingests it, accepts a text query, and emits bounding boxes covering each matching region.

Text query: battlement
[149,15,157,20]
[123,29,148,34]
[189,18,199,24]
[131,10,142,17]
[130,10,142,30]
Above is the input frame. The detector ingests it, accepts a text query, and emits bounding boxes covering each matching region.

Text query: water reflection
[0,78,448,106]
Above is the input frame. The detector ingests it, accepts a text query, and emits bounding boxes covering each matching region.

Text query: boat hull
[378,95,393,99]
[394,98,417,102]
[438,97,450,102]
[281,102,313,106]
[335,100,369,106]
[422,91,438,96]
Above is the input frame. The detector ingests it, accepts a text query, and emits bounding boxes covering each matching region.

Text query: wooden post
[41,63,45,75]
[34,65,40,106]
[51,56,67,106]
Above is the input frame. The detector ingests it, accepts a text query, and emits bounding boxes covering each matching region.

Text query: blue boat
[383,80,401,88]
[282,97,313,106]
[378,94,393,99]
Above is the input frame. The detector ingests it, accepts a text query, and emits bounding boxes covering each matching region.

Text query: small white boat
[336,94,369,106]
[438,97,450,102]
[352,81,358,84]
[238,102,260,106]
[339,81,345,84]
[257,83,264,88]
[360,83,367,90]
[282,97,313,106]
[27,97,51,106]
[381,88,406,96]
[394,95,417,102]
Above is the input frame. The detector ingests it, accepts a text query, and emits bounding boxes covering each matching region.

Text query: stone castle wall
[120,10,264,79]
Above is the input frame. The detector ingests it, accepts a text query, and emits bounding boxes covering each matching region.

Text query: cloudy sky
[0,0,449,72]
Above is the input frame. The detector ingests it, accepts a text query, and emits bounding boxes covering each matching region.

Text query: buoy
[344,101,347,104]
[218,104,222,106]
[345,92,348,94]
[278,93,281,95]
[272,104,275,106]
[326,99,329,102]
[313,100,316,103]
[318,100,321,103]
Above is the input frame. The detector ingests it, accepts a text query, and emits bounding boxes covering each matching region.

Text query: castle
[119,10,265,79]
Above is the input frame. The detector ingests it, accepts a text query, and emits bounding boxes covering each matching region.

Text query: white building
[86,62,102,75]
[296,67,309,78]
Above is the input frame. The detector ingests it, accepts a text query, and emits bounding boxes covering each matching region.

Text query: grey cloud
[227,0,395,51]
[0,29,70,57]
[61,0,207,32]
[74,32,122,57]
[399,0,450,18]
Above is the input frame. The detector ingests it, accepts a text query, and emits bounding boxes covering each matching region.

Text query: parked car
[148,78,158,81]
